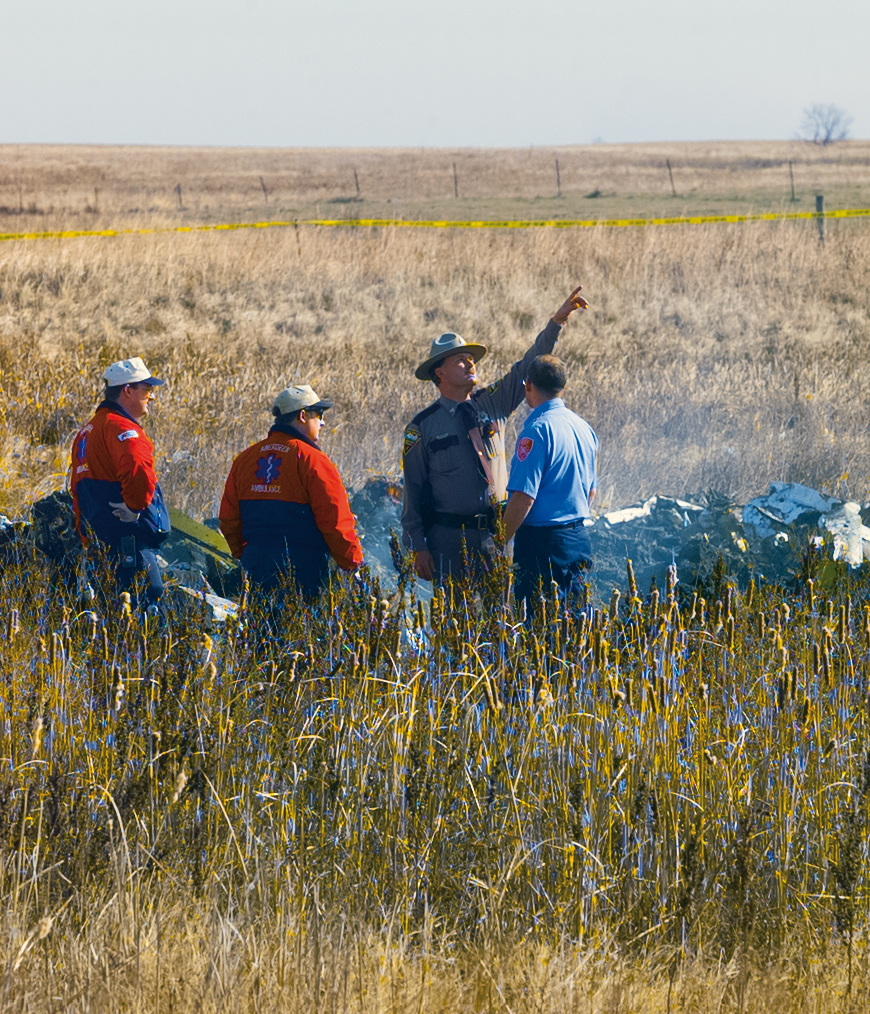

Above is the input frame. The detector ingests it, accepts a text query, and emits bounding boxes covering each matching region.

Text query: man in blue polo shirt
[503,354,597,603]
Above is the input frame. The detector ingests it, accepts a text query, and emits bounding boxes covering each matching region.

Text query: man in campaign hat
[402,286,588,583]
[219,384,363,599]
[70,357,171,606]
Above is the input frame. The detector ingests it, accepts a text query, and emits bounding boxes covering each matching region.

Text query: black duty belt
[430,509,496,532]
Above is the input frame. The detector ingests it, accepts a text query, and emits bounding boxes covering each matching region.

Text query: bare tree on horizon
[799,104,853,146]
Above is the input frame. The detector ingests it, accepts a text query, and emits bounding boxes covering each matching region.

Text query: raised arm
[486,285,589,417]
[551,285,589,325]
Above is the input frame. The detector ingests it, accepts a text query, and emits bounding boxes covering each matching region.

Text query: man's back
[219,428,362,572]
[71,402,167,546]
[503,354,597,603]
[513,400,597,526]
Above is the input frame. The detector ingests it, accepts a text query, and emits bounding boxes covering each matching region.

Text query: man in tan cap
[219,385,363,599]
[401,286,588,582]
[70,357,170,606]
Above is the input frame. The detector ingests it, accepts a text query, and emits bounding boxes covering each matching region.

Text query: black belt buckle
[475,513,490,531]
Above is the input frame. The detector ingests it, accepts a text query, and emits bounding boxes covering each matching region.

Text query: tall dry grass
[2,214,870,518]
[2,147,870,1010]
[1,546,870,1011]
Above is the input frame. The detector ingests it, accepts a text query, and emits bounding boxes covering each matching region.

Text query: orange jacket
[70,401,169,546]
[219,426,362,571]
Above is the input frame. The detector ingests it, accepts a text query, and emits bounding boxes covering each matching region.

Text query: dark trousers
[241,543,330,600]
[513,523,592,603]
[88,539,164,607]
[426,524,498,584]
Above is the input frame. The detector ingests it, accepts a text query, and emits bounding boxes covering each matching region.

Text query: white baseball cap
[102,357,165,386]
[273,384,333,415]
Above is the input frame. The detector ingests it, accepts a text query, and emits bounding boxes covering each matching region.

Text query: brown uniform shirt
[401,319,562,553]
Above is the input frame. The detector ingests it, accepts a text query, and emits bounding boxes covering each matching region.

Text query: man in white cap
[70,357,170,605]
[402,286,588,583]
[219,384,363,599]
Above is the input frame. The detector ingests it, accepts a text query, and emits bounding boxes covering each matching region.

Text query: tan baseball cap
[273,384,333,415]
[103,357,165,386]
[415,332,488,381]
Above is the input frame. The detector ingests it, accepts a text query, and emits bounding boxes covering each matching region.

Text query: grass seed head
[171,768,189,805]
[30,716,44,760]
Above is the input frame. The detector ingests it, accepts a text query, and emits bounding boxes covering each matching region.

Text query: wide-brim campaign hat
[415,332,488,381]
[102,357,165,386]
[273,384,334,415]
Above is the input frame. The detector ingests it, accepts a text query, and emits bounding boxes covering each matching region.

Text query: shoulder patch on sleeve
[412,402,440,426]
[483,379,502,396]
[117,429,139,442]
[516,437,534,462]
[403,424,422,459]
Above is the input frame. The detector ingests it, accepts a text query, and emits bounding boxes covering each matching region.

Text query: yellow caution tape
[0,220,297,242]
[1,207,868,243]
[307,208,870,228]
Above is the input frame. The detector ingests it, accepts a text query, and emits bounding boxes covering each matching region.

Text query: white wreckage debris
[742,482,870,567]
[822,503,870,566]
[591,482,870,597]
[602,495,705,528]
[174,585,239,626]
[8,480,870,608]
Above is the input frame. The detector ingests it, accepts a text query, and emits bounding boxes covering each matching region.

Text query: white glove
[109,501,140,523]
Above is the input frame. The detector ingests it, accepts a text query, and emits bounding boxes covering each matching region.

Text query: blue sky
[3,0,867,146]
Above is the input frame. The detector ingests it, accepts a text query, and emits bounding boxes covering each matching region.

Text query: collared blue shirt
[507,398,598,526]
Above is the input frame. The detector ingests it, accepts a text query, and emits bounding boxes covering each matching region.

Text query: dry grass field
[3,140,870,225]
[2,143,870,1012]
[2,140,870,519]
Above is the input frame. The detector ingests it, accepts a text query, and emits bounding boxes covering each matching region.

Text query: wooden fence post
[788,161,797,202]
[555,158,561,197]
[354,169,360,199]
[175,184,183,210]
[453,163,459,199]
[816,193,825,243]
[260,176,269,204]
[666,159,676,196]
